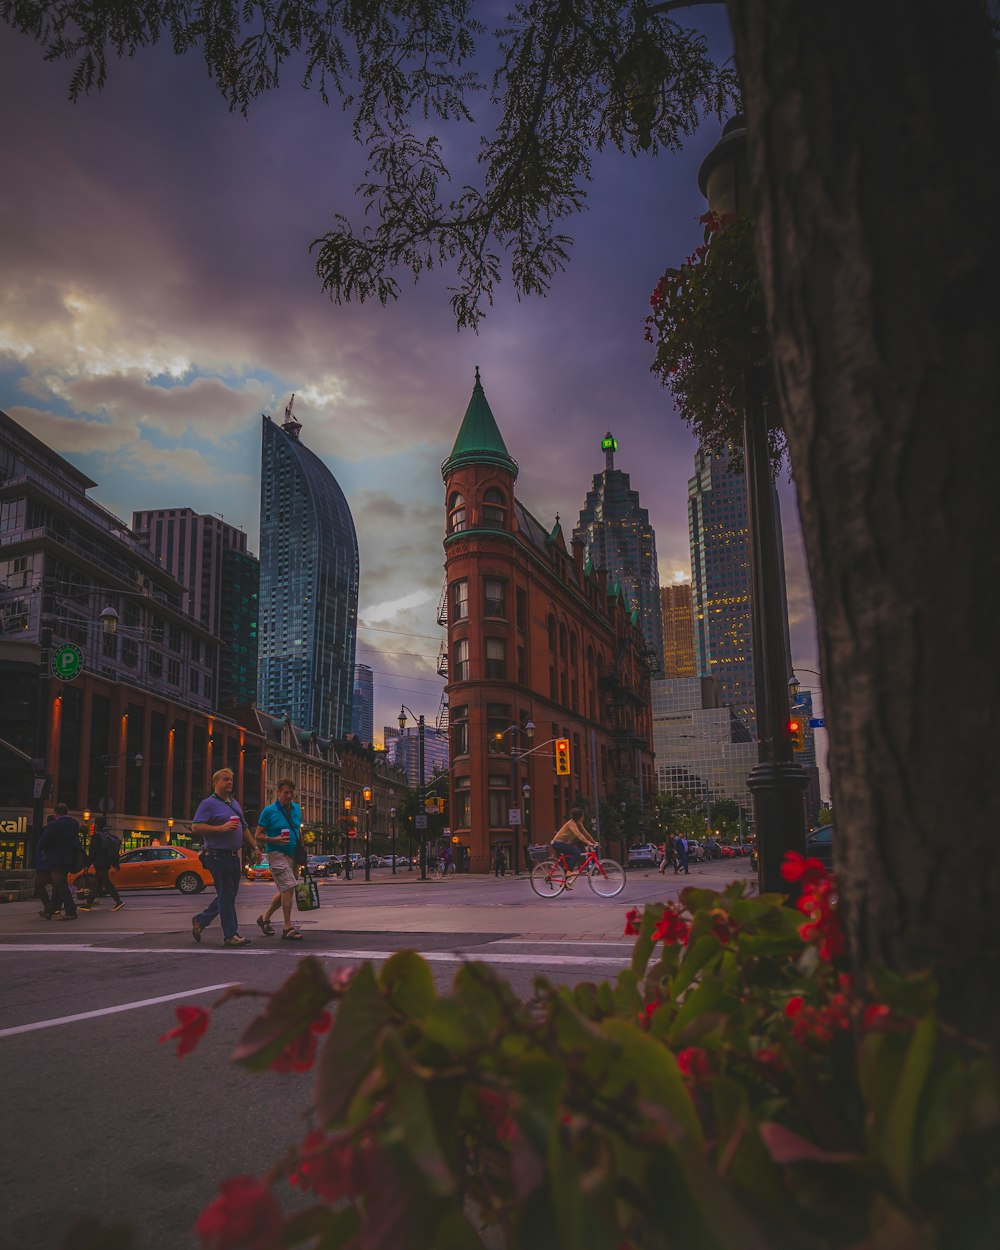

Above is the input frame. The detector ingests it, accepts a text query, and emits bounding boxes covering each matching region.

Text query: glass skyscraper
[258,400,359,738]
[574,433,664,673]
[350,663,374,744]
[688,444,791,736]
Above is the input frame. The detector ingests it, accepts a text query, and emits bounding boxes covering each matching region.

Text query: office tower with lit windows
[688,444,791,736]
[574,433,664,673]
[258,398,359,738]
[350,663,374,744]
[660,582,696,678]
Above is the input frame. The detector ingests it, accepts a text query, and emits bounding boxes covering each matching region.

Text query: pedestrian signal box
[788,718,805,752]
[555,738,571,775]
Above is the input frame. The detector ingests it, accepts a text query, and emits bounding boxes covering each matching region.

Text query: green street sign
[51,643,84,682]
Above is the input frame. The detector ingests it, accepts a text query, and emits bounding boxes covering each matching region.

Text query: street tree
[4,0,1000,1042]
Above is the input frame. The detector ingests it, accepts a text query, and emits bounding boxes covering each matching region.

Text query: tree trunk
[726,0,1000,1044]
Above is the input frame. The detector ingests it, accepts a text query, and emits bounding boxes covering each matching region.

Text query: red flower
[160,1005,210,1058]
[290,1130,358,1203]
[195,1176,282,1250]
[780,851,828,887]
[862,1003,892,1031]
[624,908,641,936]
[651,904,691,946]
[796,878,845,960]
[479,1088,516,1143]
[784,993,850,1045]
[784,996,805,1019]
[268,1011,332,1074]
[675,1047,710,1079]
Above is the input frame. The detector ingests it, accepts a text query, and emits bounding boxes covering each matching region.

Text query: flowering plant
[646,209,786,470]
[146,856,998,1250]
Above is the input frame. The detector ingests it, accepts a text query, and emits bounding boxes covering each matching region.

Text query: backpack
[96,830,120,865]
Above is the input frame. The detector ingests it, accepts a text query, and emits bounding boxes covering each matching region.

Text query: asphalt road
[0,860,750,1250]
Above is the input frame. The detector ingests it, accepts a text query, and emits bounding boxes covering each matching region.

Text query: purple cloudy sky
[0,9,825,790]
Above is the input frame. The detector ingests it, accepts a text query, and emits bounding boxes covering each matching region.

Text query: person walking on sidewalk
[37,803,82,921]
[191,769,259,947]
[254,778,304,941]
[494,845,506,877]
[79,817,124,912]
[674,833,690,875]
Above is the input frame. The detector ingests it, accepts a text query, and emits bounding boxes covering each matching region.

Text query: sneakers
[56,913,78,921]
[223,934,252,948]
[112,900,125,912]
[191,916,204,944]
[78,904,92,911]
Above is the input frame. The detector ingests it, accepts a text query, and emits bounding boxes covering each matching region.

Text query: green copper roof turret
[442,367,519,479]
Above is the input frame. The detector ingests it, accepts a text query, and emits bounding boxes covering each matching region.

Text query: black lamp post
[390,807,397,874]
[697,117,808,894]
[342,796,353,880]
[521,782,531,864]
[100,751,143,824]
[362,786,372,881]
[398,706,426,880]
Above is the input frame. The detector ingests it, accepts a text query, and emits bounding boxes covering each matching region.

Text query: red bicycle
[529,845,627,898]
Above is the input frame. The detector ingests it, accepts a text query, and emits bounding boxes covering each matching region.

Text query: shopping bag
[295,868,320,912]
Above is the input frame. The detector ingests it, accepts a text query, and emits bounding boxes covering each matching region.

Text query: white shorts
[268,851,298,892]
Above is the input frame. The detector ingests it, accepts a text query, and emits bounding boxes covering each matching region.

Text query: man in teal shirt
[254,778,304,940]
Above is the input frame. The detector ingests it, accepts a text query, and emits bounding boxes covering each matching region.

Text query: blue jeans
[194,854,242,939]
[551,840,582,870]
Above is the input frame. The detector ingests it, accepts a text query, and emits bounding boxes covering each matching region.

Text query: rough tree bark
[726,0,1000,1043]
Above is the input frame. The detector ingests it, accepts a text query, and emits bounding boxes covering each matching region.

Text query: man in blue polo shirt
[191,767,259,947]
[254,778,304,940]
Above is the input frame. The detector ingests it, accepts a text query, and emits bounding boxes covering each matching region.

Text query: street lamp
[362,786,373,882]
[697,116,808,894]
[398,706,426,880]
[100,751,143,826]
[342,796,353,880]
[521,782,531,860]
[498,720,534,874]
[389,807,397,875]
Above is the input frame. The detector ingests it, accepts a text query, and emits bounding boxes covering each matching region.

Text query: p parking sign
[51,644,84,682]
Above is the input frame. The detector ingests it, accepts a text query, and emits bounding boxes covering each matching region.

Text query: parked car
[245,856,272,881]
[806,824,834,870]
[70,845,212,895]
[702,838,722,860]
[686,840,707,863]
[718,844,737,858]
[626,844,661,868]
[307,854,340,878]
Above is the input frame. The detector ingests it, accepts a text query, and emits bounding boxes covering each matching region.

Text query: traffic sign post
[50,644,84,682]
[508,808,521,825]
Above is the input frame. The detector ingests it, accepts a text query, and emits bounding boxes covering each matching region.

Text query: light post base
[748,762,809,894]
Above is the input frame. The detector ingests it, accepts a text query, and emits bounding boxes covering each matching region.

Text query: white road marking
[0,982,235,1039]
[0,943,632,969]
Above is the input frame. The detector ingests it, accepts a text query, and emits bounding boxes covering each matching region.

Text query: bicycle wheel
[530,859,566,897]
[587,858,626,897]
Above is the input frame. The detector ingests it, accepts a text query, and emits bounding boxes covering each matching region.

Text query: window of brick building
[485,638,506,679]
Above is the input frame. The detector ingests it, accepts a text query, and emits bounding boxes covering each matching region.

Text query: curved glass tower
[258,401,359,738]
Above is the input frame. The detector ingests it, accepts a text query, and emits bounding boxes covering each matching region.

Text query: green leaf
[389,1071,457,1195]
[278,1204,360,1250]
[672,933,725,996]
[315,962,392,1123]
[431,1208,485,1250]
[380,950,437,1018]
[883,1014,937,1196]
[231,955,334,1072]
[670,975,739,1038]
[601,1018,703,1146]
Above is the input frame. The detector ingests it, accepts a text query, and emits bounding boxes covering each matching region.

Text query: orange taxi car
[71,845,213,895]
[244,855,272,882]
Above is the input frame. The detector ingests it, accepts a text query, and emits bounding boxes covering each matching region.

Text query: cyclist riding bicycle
[550,807,597,871]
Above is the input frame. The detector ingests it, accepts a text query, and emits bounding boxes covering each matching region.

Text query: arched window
[448,492,466,533]
[482,487,506,530]
[569,633,578,666]
[547,614,557,652]
[559,623,567,658]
